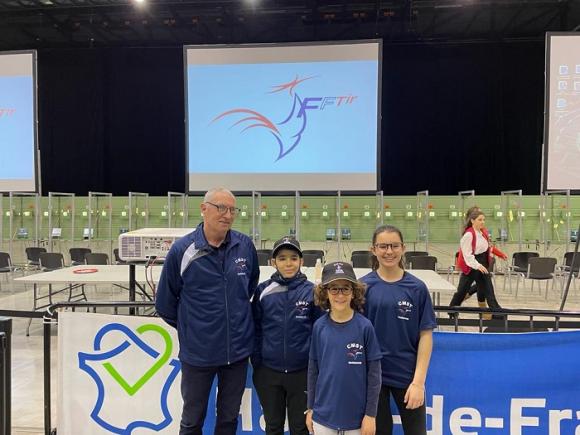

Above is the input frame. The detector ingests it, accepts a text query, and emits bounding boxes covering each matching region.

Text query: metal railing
[437,305,580,332]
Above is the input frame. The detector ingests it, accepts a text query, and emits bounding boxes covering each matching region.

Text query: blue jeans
[179,358,248,435]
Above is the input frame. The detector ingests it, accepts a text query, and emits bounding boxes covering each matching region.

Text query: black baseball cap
[321,261,358,285]
[271,236,302,258]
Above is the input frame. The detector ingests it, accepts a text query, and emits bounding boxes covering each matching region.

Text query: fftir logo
[78,323,181,434]
[210,75,357,161]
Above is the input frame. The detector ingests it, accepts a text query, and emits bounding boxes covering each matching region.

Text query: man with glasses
[156,187,259,435]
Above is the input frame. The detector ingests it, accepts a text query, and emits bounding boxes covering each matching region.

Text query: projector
[118,228,193,261]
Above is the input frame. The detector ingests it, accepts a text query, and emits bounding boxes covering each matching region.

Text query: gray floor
[1,268,579,434]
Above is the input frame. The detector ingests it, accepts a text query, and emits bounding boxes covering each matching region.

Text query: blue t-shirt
[361,271,437,389]
[309,312,382,431]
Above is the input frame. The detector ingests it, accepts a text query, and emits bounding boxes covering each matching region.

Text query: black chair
[113,248,126,265]
[302,250,325,262]
[512,252,540,273]
[351,251,373,268]
[25,247,47,270]
[257,251,271,266]
[69,247,92,266]
[518,257,558,299]
[563,252,580,275]
[504,252,539,294]
[85,253,110,265]
[408,255,437,271]
[0,252,14,291]
[303,252,323,267]
[560,252,580,292]
[404,251,429,264]
[39,252,65,271]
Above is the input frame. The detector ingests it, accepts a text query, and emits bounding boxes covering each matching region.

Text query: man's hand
[361,415,376,435]
[305,410,313,434]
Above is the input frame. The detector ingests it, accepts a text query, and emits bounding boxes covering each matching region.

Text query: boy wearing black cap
[306,262,382,435]
[252,236,319,435]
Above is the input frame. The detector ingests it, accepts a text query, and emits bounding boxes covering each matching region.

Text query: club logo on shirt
[234,257,248,276]
[346,343,364,365]
[397,300,413,321]
[295,300,310,318]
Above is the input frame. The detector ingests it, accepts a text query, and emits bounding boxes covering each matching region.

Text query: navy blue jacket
[252,271,319,372]
[155,223,259,367]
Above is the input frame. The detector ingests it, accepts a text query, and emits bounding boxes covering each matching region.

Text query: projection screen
[185,41,381,192]
[544,33,580,192]
[0,50,37,192]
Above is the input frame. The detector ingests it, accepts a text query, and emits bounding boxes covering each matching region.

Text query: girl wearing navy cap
[361,226,437,435]
[306,262,382,435]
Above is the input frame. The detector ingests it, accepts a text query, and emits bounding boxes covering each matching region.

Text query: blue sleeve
[311,305,325,322]
[251,285,264,367]
[309,284,325,322]
[248,242,260,298]
[154,246,183,328]
[418,283,437,330]
[365,360,381,417]
[309,323,319,361]
[307,358,319,409]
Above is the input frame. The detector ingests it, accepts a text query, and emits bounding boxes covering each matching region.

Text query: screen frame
[183,39,382,195]
[0,49,39,193]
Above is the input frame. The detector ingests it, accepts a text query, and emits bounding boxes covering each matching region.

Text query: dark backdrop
[37,40,545,196]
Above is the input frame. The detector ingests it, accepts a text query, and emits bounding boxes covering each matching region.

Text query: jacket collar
[270,270,308,288]
[192,222,235,250]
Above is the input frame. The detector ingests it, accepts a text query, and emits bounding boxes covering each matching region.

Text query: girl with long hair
[361,225,437,435]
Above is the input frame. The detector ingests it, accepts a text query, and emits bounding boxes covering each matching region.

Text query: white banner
[58,312,183,434]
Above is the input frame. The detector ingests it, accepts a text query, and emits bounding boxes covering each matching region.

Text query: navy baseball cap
[321,261,358,285]
[271,236,302,258]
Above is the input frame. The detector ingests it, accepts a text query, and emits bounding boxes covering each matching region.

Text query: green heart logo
[102,324,173,396]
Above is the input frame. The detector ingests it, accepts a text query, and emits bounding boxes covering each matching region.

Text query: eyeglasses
[373,243,403,251]
[205,202,241,216]
[327,286,353,295]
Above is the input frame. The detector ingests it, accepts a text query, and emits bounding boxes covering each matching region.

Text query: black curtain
[36,41,545,195]
[381,41,545,194]
[38,47,185,195]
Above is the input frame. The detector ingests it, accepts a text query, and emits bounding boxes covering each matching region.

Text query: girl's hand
[361,415,376,435]
[305,410,313,434]
[477,265,489,274]
[404,383,425,409]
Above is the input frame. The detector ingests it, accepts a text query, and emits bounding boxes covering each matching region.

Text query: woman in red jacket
[449,209,506,318]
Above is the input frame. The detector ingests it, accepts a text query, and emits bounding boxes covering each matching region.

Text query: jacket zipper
[223,253,230,364]
[283,288,288,373]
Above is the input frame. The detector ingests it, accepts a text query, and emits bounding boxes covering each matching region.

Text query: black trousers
[253,365,309,435]
[376,385,426,435]
[449,254,501,309]
[179,358,248,435]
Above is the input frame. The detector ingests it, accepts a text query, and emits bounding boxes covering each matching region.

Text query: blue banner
[201,331,580,434]
[426,330,580,435]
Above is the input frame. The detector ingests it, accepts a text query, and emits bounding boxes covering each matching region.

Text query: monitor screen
[185,41,381,192]
[0,51,37,192]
